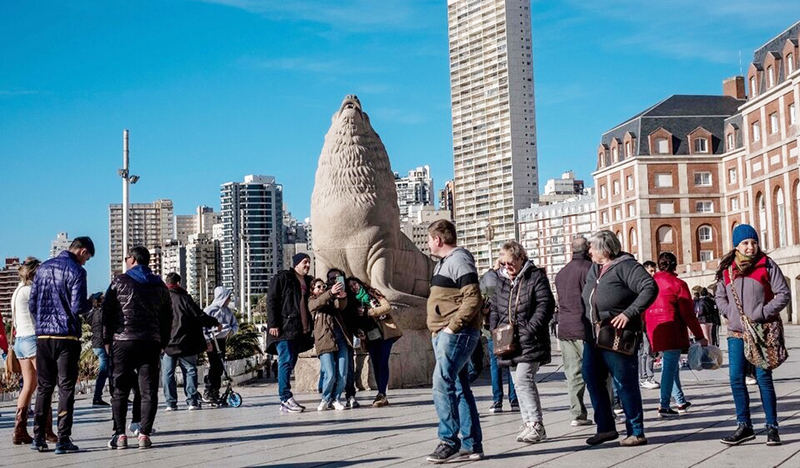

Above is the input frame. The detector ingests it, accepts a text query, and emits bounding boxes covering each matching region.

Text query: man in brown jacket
[425,220,484,464]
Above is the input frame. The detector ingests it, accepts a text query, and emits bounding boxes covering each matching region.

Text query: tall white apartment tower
[447,0,539,269]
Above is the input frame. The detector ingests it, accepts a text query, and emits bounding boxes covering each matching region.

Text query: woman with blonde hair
[11,257,55,444]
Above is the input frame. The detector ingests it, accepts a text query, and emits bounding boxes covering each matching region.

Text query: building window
[750,76,757,97]
[613,180,620,195]
[789,53,795,74]
[768,66,775,87]
[790,103,796,126]
[752,121,761,142]
[728,168,737,184]
[625,141,632,158]
[698,225,713,242]
[731,197,739,211]
[602,211,609,224]
[657,202,674,214]
[655,137,669,154]
[654,173,672,188]
[700,251,714,262]
[628,204,635,217]
[600,185,607,199]
[626,175,634,191]
[696,201,713,213]
[757,193,768,249]
[694,172,712,187]
[777,188,787,247]
[615,207,621,220]
[727,132,735,150]
[770,112,779,134]
[657,226,674,244]
[629,228,637,247]
[612,146,618,162]
[693,138,708,153]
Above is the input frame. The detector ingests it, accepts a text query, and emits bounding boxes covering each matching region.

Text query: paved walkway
[2,328,800,467]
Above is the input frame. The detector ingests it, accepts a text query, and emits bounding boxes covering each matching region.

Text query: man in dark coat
[29,236,94,454]
[162,273,219,411]
[554,236,594,427]
[267,253,314,413]
[102,246,172,450]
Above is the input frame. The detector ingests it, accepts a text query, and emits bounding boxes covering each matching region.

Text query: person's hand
[269,327,280,337]
[610,314,629,329]
[357,330,366,340]
[330,282,344,295]
[105,344,110,353]
[217,324,223,332]
[443,327,454,335]
[699,338,709,347]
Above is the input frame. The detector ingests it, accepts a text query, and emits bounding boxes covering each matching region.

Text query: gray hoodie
[204,286,239,339]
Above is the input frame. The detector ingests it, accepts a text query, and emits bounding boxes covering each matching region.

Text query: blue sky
[1,0,797,292]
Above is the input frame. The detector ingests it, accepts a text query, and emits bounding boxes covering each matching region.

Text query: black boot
[766,426,781,446]
[720,423,755,445]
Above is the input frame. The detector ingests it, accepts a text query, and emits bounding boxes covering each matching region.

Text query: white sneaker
[516,425,532,442]
[523,422,547,443]
[332,399,346,411]
[187,404,201,411]
[346,396,360,409]
[317,399,331,411]
[745,376,757,386]
[571,418,593,427]
[640,380,660,390]
[286,397,306,411]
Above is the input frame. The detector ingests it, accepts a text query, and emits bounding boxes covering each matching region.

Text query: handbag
[590,275,638,356]
[5,286,22,377]
[493,281,521,358]
[728,267,788,370]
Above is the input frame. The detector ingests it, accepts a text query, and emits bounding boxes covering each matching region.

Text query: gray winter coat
[715,255,790,333]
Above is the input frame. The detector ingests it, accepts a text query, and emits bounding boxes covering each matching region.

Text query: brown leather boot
[12,406,33,445]
[45,411,58,443]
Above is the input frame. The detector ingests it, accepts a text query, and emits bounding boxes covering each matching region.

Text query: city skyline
[2,1,798,292]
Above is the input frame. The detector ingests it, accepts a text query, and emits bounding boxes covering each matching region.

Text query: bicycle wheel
[227,392,243,408]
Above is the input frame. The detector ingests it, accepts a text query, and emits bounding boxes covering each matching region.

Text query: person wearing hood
[715,224,790,447]
[202,285,238,406]
[489,241,555,445]
[102,246,172,450]
[580,230,657,448]
[267,253,314,413]
[163,273,220,410]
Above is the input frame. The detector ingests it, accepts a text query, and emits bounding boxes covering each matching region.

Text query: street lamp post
[485,224,495,268]
[118,129,140,272]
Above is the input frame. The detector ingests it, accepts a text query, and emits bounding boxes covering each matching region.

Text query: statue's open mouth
[340,95,362,114]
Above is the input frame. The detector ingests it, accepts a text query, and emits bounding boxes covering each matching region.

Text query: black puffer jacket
[489,261,555,366]
[165,285,219,356]
[266,269,314,354]
[101,266,172,345]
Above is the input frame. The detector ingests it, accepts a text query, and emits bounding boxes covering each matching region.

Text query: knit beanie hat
[732,224,758,248]
[292,252,310,268]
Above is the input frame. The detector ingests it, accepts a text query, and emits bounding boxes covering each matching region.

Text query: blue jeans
[659,349,685,408]
[161,354,199,406]
[583,341,645,437]
[431,328,483,452]
[728,337,778,428]
[276,340,300,402]
[93,347,110,401]
[487,338,516,403]
[367,338,395,395]
[319,330,349,402]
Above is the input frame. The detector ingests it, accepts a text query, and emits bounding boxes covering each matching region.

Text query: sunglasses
[499,261,516,267]
[314,283,328,290]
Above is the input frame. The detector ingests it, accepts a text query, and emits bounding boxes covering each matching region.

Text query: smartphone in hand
[336,275,346,289]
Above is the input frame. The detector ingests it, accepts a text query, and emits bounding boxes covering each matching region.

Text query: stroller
[203,330,243,408]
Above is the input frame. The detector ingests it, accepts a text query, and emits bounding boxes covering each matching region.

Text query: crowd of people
[1,219,791,462]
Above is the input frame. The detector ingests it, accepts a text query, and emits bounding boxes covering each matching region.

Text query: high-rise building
[395,165,435,221]
[401,206,452,258]
[50,232,71,258]
[175,206,220,244]
[0,258,20,321]
[109,199,175,277]
[439,180,456,221]
[186,232,220,307]
[540,171,585,205]
[448,0,539,269]
[220,175,284,298]
[161,240,186,285]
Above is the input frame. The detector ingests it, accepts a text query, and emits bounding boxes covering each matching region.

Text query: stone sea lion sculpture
[311,95,434,303]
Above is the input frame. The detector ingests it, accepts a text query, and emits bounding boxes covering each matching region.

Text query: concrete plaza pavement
[2,327,799,467]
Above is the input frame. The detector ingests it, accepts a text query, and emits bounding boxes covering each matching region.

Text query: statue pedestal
[293,303,434,393]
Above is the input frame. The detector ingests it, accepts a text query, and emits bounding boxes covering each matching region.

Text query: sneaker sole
[54,449,80,454]
[720,435,755,446]
[766,440,782,446]
[425,454,459,464]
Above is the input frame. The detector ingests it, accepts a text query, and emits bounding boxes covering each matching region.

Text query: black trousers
[205,338,227,394]
[34,338,80,442]
[108,353,141,432]
[111,340,160,436]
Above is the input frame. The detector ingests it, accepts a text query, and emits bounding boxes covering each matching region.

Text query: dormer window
[727,132,735,150]
[788,53,795,74]
[768,66,775,87]
[693,138,708,153]
[655,137,669,154]
[750,76,757,97]
[611,146,618,162]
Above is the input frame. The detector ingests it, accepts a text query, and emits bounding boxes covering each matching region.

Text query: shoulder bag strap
[728,266,748,326]
[9,285,19,345]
